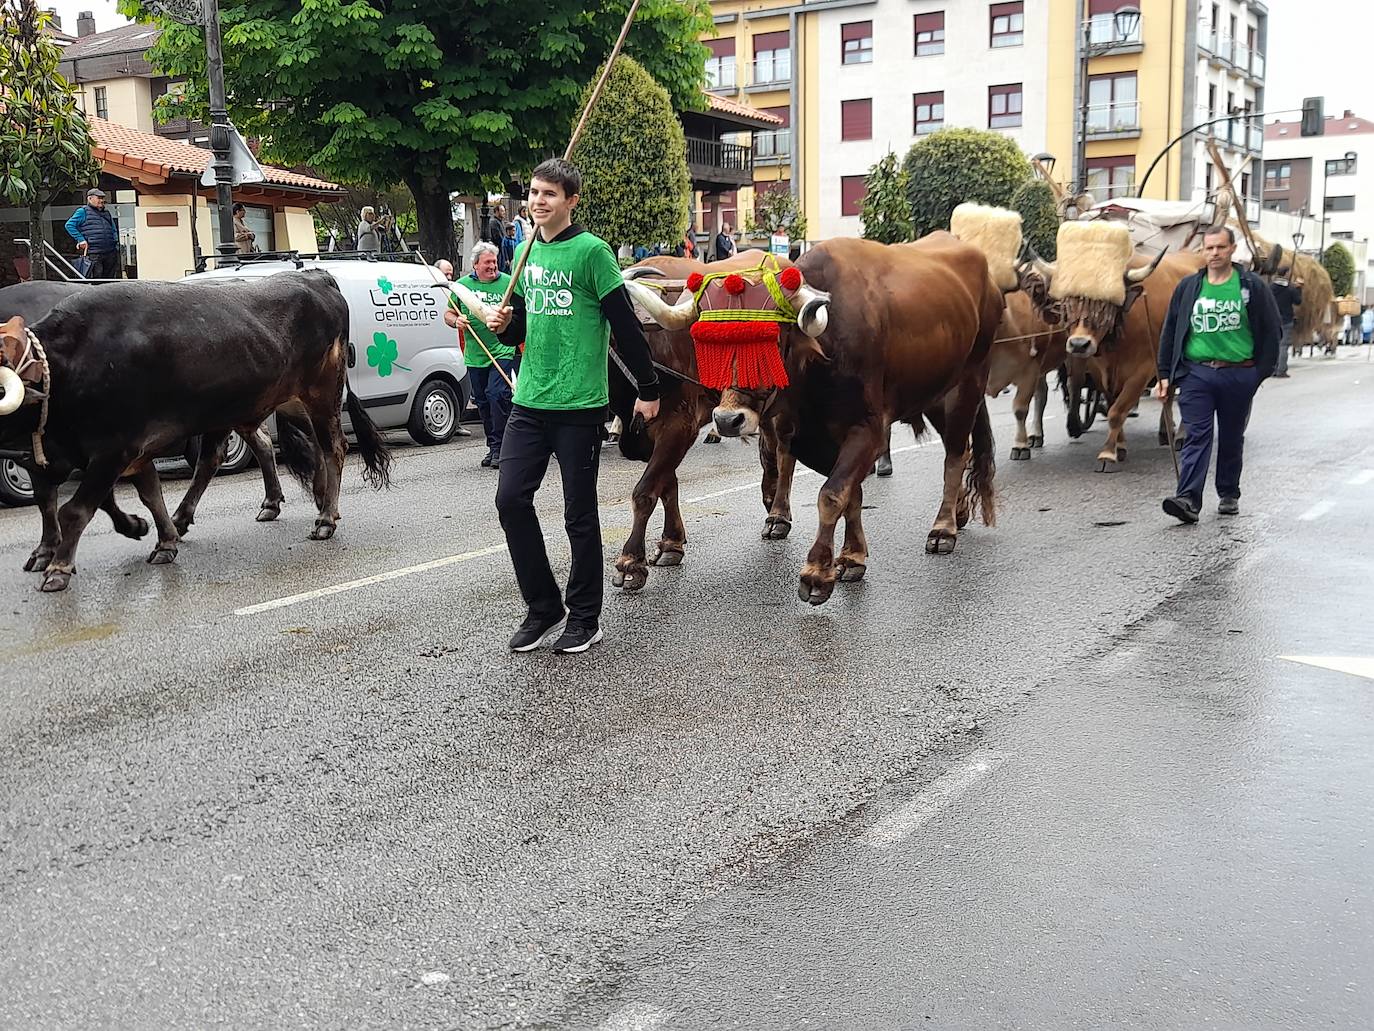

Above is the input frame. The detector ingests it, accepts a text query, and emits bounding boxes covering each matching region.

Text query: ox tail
[965,397,997,527]
[274,410,319,493]
[345,388,393,489]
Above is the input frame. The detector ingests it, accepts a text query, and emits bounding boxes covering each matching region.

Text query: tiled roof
[1267,113,1374,139]
[89,118,343,194]
[59,22,162,60]
[705,93,784,126]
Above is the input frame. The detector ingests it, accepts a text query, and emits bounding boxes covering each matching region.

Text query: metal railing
[1085,100,1140,134]
[1086,11,1143,47]
[14,238,120,282]
[705,61,737,91]
[747,55,791,88]
[754,128,792,161]
[686,136,753,174]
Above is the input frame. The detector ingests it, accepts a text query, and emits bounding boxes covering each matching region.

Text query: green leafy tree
[859,151,913,244]
[744,182,807,241]
[123,0,711,262]
[570,57,689,251]
[0,0,100,280]
[1321,242,1355,297]
[902,127,1031,239]
[1010,178,1058,260]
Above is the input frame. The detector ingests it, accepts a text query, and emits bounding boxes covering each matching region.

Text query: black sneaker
[510,611,565,652]
[1218,497,1240,515]
[552,624,603,654]
[1162,496,1200,524]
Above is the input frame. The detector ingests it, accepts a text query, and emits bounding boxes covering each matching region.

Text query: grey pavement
[1,348,1371,1029]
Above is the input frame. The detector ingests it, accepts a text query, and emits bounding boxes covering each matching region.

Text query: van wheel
[182,432,254,474]
[0,457,35,507]
[408,377,460,445]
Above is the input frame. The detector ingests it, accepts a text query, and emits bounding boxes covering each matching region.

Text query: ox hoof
[40,568,73,592]
[956,508,971,530]
[612,562,648,592]
[650,546,684,567]
[1010,447,1031,461]
[1158,431,1170,446]
[798,574,835,606]
[836,560,867,583]
[762,517,792,540]
[309,522,337,541]
[1028,434,1044,449]
[118,515,151,540]
[256,502,282,523]
[147,544,178,565]
[925,530,958,555]
[875,456,894,478]
[24,551,54,573]
[702,433,721,445]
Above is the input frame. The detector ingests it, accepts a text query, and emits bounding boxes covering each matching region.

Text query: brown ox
[632,233,1003,605]
[1025,249,1205,469]
[988,290,1067,460]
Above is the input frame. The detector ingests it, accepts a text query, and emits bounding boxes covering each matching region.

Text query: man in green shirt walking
[485,158,661,654]
[1155,226,1282,523]
[445,242,515,467]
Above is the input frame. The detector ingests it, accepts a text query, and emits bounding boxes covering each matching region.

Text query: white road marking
[598,1002,671,1031]
[863,750,1005,847]
[1298,499,1336,522]
[234,543,509,617]
[1346,469,1374,486]
[1280,656,1374,683]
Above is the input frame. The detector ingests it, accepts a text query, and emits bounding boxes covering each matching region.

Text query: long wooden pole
[498,0,644,309]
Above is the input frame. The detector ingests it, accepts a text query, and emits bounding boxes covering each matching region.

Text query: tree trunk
[28,201,46,281]
[405,172,456,264]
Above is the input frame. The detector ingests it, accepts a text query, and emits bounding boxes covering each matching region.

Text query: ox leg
[925,381,982,551]
[1096,369,1150,471]
[762,425,797,540]
[873,423,894,477]
[307,411,345,540]
[652,476,687,567]
[40,453,130,592]
[613,412,695,591]
[1009,373,1036,460]
[128,464,180,565]
[798,425,883,606]
[24,464,68,573]
[1029,376,1048,448]
[172,429,230,536]
[248,425,285,522]
[835,485,869,583]
[99,492,151,542]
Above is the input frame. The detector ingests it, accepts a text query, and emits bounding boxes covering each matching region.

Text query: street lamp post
[1076,5,1141,197]
[1320,150,1358,255]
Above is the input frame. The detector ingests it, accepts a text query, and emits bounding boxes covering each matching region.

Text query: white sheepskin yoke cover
[951,203,1023,292]
[1051,220,1133,304]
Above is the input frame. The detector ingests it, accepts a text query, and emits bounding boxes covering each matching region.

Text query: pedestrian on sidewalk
[445,242,515,467]
[1268,270,1301,378]
[484,158,661,654]
[64,188,121,279]
[1155,225,1282,523]
[1361,306,1373,344]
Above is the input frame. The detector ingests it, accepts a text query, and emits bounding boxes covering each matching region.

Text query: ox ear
[786,327,829,366]
[1121,283,1147,317]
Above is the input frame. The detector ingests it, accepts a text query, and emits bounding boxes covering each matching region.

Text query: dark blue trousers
[1174,360,1261,505]
[468,359,514,455]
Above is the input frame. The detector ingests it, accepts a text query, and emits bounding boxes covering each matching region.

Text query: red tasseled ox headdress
[686,257,807,390]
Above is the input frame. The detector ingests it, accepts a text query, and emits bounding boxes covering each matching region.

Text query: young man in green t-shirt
[444,242,515,467]
[485,158,661,654]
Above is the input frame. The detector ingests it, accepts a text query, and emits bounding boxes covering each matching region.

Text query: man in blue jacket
[1155,225,1282,523]
[64,188,121,279]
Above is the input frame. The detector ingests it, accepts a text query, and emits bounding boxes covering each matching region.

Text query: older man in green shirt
[445,242,515,467]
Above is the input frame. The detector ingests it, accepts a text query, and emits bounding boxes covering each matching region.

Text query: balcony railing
[705,62,737,91]
[1249,50,1265,78]
[1086,11,1143,47]
[686,136,753,175]
[754,128,792,162]
[747,55,791,89]
[1086,101,1140,135]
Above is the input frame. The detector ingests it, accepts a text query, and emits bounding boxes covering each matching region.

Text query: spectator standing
[1268,271,1301,378]
[499,223,518,273]
[514,204,533,243]
[1361,306,1373,344]
[232,203,256,255]
[64,188,120,279]
[714,221,736,262]
[485,203,508,248]
[356,206,381,252]
[445,242,516,468]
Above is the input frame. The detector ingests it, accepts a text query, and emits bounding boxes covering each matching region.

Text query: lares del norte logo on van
[367,332,410,377]
[369,275,439,325]
[523,262,575,317]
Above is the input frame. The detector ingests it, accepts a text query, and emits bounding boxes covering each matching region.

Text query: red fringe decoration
[690,321,789,390]
[722,273,747,296]
[686,272,704,293]
[778,266,802,292]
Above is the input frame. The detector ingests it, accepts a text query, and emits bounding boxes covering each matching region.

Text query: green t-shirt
[1184,269,1254,363]
[449,272,515,368]
[512,229,623,411]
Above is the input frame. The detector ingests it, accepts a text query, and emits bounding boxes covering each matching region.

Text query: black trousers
[495,407,603,627]
[86,251,120,280]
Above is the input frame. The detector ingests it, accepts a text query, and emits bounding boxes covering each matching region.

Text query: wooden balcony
[687,136,754,191]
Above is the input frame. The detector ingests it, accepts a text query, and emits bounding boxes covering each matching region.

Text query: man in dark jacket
[1269,272,1302,377]
[64,188,120,279]
[1155,225,1282,523]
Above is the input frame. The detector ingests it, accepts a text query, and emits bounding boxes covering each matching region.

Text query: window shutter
[753,30,789,52]
[841,20,873,42]
[841,176,867,217]
[706,37,735,58]
[841,99,872,141]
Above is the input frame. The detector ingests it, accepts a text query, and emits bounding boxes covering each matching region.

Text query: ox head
[0,316,36,417]
[624,256,829,437]
[1018,222,1166,358]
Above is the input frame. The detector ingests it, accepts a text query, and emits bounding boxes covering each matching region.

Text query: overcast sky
[49,0,1367,123]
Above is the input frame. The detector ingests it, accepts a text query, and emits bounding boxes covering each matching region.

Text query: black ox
[0,270,391,592]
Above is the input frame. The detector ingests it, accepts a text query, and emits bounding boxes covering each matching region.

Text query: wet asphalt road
[2,350,1372,1029]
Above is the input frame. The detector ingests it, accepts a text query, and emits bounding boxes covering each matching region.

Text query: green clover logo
[376,276,393,295]
[367,331,410,377]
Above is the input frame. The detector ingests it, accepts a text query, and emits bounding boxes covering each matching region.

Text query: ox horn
[0,365,24,416]
[622,266,665,281]
[447,281,497,325]
[1125,245,1169,284]
[1021,240,1057,283]
[792,284,830,338]
[622,275,699,330]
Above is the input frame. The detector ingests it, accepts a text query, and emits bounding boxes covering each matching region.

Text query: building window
[1332,231,1354,240]
[1240,172,1251,198]
[915,12,945,56]
[1207,83,1217,119]
[1085,155,1135,199]
[1086,72,1138,133]
[990,2,1024,48]
[841,98,873,141]
[1324,195,1355,213]
[705,38,736,90]
[93,85,109,121]
[1086,0,1142,46]
[988,83,1023,129]
[913,91,945,135]
[752,31,791,86]
[841,175,867,216]
[842,21,873,64]
[1325,156,1357,176]
[754,106,791,161]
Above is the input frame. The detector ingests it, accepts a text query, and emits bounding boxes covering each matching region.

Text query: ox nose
[1067,336,1094,356]
[714,410,747,437]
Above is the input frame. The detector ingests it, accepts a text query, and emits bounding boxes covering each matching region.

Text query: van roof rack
[198,250,431,272]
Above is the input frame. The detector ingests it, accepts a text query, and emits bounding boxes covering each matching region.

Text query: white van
[183,253,472,447]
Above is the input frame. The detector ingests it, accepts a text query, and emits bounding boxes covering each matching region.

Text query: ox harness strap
[11,328,52,467]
